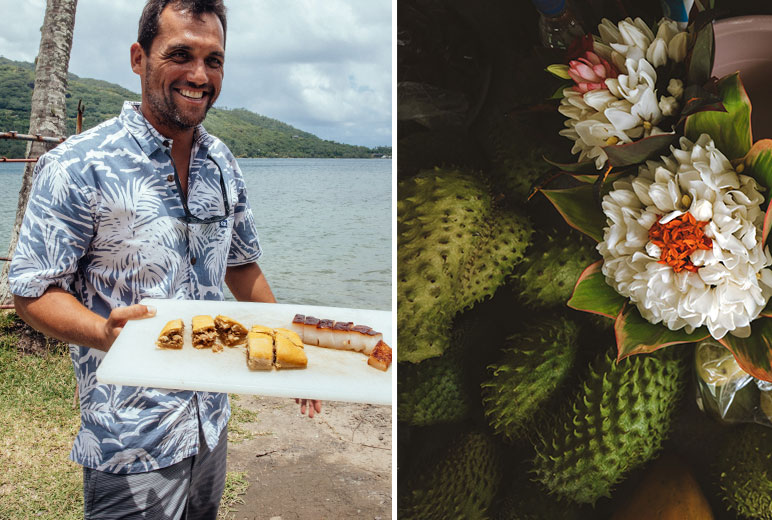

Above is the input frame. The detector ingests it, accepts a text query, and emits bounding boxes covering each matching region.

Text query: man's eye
[207,58,223,68]
[170,51,189,61]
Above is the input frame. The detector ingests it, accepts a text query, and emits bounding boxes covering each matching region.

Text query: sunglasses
[167,152,231,224]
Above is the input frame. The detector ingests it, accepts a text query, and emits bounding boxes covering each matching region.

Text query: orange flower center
[648,212,712,273]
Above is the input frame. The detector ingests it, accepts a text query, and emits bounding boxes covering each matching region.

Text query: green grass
[0,312,253,518]
[229,394,259,443]
[0,312,81,519]
[218,471,250,519]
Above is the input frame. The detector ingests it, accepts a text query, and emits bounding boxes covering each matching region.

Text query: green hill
[0,57,391,159]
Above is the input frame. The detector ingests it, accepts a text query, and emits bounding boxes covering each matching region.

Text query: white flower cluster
[559,18,688,169]
[598,134,772,339]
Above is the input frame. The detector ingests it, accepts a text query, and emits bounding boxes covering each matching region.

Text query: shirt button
[191,256,197,265]
[167,174,174,182]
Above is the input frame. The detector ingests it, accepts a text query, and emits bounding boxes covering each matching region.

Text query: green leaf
[548,83,571,100]
[540,184,606,242]
[567,260,625,318]
[720,318,772,382]
[684,73,752,161]
[762,203,772,249]
[740,139,772,203]
[680,83,724,117]
[572,170,627,184]
[615,304,710,359]
[687,22,714,86]
[603,133,677,168]
[546,64,571,80]
[543,156,599,174]
[761,296,772,318]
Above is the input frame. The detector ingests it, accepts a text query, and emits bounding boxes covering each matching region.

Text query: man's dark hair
[138,0,227,53]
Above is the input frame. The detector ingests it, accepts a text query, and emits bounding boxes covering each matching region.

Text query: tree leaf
[740,139,772,204]
[615,304,710,359]
[684,72,752,161]
[540,184,606,242]
[720,318,772,382]
[687,22,715,86]
[603,133,677,168]
[567,260,625,318]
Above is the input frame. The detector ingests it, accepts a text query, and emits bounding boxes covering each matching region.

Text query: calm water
[0,158,392,311]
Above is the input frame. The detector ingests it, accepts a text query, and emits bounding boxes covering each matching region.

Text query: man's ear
[130,42,144,76]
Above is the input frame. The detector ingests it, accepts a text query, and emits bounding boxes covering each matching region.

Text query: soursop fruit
[532,347,687,505]
[493,463,585,520]
[481,316,579,442]
[398,168,533,363]
[717,423,772,519]
[399,431,503,520]
[509,231,599,309]
[398,323,475,426]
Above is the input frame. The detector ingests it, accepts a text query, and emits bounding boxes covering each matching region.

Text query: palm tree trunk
[0,0,78,304]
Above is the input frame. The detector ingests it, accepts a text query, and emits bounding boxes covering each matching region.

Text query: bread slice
[250,324,274,336]
[274,333,308,369]
[156,319,184,349]
[274,327,304,348]
[191,315,217,349]
[246,331,274,370]
[214,315,248,346]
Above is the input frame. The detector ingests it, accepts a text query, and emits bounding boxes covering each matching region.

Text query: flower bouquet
[541,13,772,383]
[545,13,719,176]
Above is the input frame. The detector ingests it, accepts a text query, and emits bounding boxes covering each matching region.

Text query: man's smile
[175,87,208,101]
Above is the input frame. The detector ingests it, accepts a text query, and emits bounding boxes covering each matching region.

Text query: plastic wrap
[694,339,772,425]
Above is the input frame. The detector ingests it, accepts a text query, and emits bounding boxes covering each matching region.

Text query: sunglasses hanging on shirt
[166,148,231,225]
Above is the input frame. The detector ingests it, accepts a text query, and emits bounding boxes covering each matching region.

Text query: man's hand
[14,288,156,352]
[295,398,322,418]
[100,304,157,350]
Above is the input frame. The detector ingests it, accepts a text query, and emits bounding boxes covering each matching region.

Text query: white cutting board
[96,298,392,405]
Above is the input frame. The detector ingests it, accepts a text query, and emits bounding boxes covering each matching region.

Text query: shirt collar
[120,101,215,156]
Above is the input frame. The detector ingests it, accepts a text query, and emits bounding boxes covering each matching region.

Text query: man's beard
[143,64,214,131]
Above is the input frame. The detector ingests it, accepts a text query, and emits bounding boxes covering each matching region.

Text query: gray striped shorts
[83,425,227,519]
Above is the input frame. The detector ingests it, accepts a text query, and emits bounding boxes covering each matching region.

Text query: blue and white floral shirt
[9,101,262,474]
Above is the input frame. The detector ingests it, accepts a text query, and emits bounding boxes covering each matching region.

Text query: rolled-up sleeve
[9,157,96,297]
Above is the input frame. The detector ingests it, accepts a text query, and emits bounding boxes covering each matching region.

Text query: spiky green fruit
[399,431,504,520]
[398,355,471,426]
[718,424,772,519]
[398,330,473,426]
[493,467,585,520]
[481,316,579,441]
[532,348,686,505]
[398,168,533,363]
[510,231,598,309]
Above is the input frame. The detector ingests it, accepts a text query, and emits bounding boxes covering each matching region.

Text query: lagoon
[0,158,392,311]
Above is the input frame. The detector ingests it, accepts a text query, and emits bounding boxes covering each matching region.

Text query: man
[9,0,320,517]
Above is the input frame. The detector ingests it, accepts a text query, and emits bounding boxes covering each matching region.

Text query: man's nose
[187,59,208,86]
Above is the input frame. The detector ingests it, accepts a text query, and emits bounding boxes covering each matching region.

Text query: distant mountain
[0,57,391,159]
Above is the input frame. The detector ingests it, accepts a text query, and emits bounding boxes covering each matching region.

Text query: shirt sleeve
[226,156,262,265]
[8,156,96,297]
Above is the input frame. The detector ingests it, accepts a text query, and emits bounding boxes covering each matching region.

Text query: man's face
[131,6,225,136]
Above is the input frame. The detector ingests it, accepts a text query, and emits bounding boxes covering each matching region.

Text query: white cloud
[0,0,392,148]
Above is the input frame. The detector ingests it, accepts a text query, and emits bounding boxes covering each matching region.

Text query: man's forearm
[15,287,110,350]
[225,262,277,303]
[14,287,154,351]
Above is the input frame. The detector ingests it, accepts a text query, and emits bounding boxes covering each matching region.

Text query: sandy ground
[224,396,392,520]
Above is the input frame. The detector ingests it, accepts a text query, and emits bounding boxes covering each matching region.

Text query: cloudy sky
[0,0,393,148]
